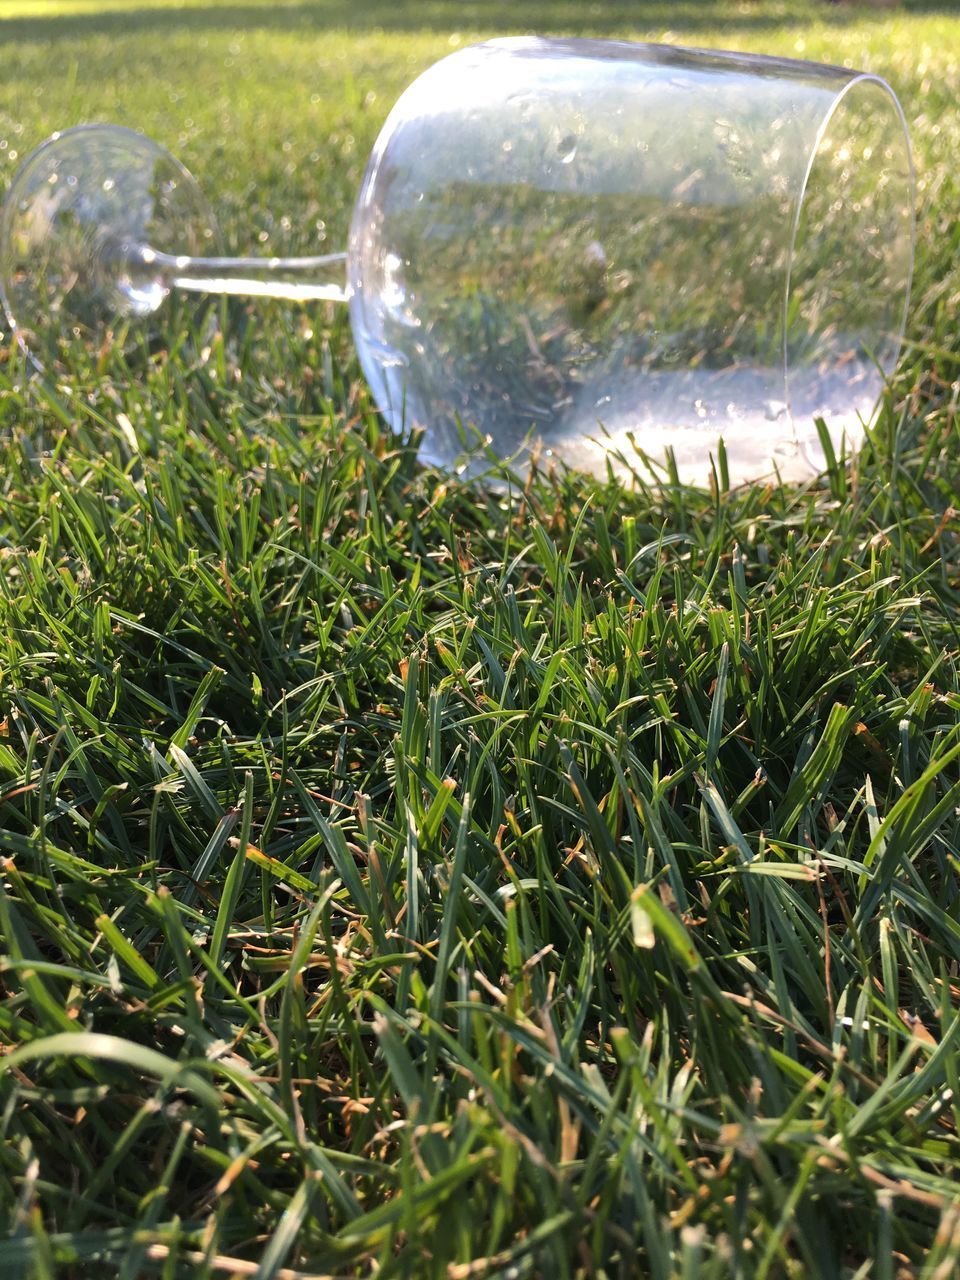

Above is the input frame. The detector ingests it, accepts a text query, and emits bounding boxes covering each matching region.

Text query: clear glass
[0,127,222,364]
[1,37,914,486]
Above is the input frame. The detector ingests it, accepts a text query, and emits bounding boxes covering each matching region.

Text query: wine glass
[0,36,914,486]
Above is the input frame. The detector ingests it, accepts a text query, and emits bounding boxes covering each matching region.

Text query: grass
[0,0,959,1275]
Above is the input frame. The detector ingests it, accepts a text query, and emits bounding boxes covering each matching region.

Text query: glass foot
[0,123,219,375]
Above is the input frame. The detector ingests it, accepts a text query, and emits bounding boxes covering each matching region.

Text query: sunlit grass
[1,1,959,1276]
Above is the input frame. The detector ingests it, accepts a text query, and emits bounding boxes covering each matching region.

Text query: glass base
[0,124,219,375]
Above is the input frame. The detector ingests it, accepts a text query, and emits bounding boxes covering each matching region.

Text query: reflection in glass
[1,38,914,485]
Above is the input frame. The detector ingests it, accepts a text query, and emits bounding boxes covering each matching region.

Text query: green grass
[1,1,959,1276]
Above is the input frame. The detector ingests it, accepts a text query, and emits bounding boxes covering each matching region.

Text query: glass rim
[783,70,915,426]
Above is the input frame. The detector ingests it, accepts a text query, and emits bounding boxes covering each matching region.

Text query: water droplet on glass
[507,91,534,123]
[102,178,115,192]
[693,398,708,419]
[764,399,788,421]
[557,134,577,164]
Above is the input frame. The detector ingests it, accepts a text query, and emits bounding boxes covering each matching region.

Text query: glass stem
[122,240,350,306]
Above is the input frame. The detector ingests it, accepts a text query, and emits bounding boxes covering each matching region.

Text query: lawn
[0,1,959,1276]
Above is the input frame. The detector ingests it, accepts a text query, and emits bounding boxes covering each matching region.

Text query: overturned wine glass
[0,36,914,486]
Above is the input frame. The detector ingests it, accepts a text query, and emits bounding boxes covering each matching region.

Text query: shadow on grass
[2,0,956,46]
